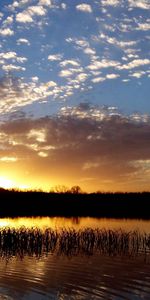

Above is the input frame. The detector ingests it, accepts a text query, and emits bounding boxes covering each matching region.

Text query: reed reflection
[0,227,150,260]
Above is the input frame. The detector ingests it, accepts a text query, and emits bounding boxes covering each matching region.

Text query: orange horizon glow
[0,161,150,193]
[0,174,150,193]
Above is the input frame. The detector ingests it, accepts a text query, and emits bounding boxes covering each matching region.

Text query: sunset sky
[0,0,150,192]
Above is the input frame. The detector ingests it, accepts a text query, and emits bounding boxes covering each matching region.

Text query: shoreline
[0,189,150,219]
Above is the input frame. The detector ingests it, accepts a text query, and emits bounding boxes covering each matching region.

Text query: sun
[0,177,15,189]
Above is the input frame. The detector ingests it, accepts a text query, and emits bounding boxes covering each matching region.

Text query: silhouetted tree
[70,186,82,194]
[50,185,70,193]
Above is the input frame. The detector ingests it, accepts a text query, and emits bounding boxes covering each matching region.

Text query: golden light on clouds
[0,105,150,192]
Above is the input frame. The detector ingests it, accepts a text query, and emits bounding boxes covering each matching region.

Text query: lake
[0,217,150,299]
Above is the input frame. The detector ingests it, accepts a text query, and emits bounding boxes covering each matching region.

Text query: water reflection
[1,216,150,234]
[0,218,149,299]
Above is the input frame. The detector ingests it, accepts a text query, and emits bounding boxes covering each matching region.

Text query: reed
[0,227,150,259]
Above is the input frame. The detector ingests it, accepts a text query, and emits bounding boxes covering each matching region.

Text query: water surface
[0,217,150,300]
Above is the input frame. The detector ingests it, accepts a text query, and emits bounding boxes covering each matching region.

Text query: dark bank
[0,188,150,218]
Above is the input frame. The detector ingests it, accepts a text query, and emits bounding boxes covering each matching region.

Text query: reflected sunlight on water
[0,217,150,233]
[0,217,149,299]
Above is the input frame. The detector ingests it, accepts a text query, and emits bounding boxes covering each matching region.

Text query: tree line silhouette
[0,186,150,218]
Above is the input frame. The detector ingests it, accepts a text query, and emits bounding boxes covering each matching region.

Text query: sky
[0,0,150,192]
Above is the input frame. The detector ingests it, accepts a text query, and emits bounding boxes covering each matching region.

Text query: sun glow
[0,176,15,189]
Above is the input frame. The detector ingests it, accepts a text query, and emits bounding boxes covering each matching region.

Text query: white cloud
[16,57,27,63]
[7,0,31,10]
[76,73,88,82]
[16,12,33,23]
[0,52,27,64]
[48,54,62,61]
[122,79,130,82]
[60,60,80,67]
[2,64,26,72]
[137,23,150,31]
[28,6,46,16]
[76,4,92,13]
[127,54,139,59]
[83,47,96,55]
[101,0,121,6]
[0,77,64,114]
[2,16,13,26]
[91,77,105,83]
[16,5,47,23]
[17,38,30,46]
[117,59,150,70]
[38,0,52,6]
[46,81,57,87]
[31,77,39,82]
[59,67,83,78]
[59,70,73,77]
[129,71,145,78]
[75,39,89,48]
[128,0,150,9]
[0,52,17,60]
[0,28,14,36]
[87,59,120,70]
[61,3,67,9]
[106,73,120,79]
[99,33,137,49]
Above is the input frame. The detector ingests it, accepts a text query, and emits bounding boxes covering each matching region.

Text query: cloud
[128,0,150,9]
[38,0,52,6]
[117,59,150,70]
[75,73,88,82]
[101,0,121,6]
[106,73,120,79]
[2,64,26,72]
[91,73,119,83]
[87,59,120,70]
[0,28,14,36]
[16,4,47,23]
[0,52,17,60]
[1,104,150,191]
[83,47,96,55]
[74,39,89,48]
[16,12,33,23]
[0,52,27,65]
[0,75,61,114]
[28,5,46,16]
[91,77,105,83]
[129,71,145,78]
[76,4,92,13]
[99,33,137,49]
[60,60,80,67]
[59,70,73,77]
[17,38,30,46]
[48,54,63,61]
[31,76,39,82]
[61,3,67,9]
[0,156,18,162]
[59,67,83,78]
[2,16,13,26]
[136,23,150,31]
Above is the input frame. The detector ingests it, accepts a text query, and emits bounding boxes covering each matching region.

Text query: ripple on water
[0,224,149,299]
